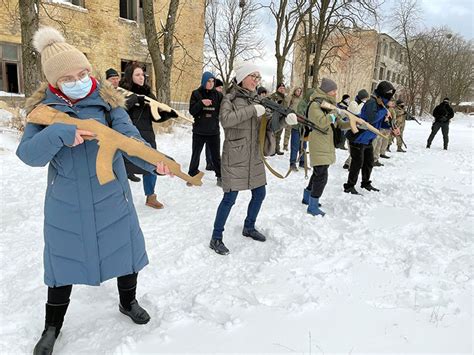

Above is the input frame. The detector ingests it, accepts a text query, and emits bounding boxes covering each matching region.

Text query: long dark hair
[119,61,150,92]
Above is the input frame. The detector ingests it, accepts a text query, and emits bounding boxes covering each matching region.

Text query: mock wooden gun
[118,88,194,124]
[27,104,203,186]
[320,101,389,139]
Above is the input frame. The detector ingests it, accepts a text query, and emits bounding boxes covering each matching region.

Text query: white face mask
[60,74,93,100]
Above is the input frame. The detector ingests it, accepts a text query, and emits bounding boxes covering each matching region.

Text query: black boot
[33,302,69,355]
[361,181,380,192]
[209,238,229,255]
[119,299,150,324]
[343,163,349,170]
[127,174,141,182]
[380,154,390,159]
[343,184,360,195]
[242,227,266,242]
[205,162,214,171]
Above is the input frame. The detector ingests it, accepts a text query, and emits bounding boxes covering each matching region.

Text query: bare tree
[19,0,41,96]
[204,0,263,91]
[391,0,422,114]
[142,0,180,104]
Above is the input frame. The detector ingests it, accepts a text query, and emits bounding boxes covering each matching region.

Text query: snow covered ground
[0,114,472,354]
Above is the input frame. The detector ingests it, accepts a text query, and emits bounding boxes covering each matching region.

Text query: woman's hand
[156,161,174,176]
[71,129,96,147]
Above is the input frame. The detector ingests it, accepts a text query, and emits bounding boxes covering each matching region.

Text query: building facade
[292,28,409,100]
[0,0,205,103]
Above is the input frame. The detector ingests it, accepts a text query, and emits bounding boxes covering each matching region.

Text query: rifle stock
[27,105,203,186]
[320,101,389,139]
[118,88,194,124]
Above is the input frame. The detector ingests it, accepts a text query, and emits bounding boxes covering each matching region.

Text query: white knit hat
[234,61,260,84]
[33,27,92,86]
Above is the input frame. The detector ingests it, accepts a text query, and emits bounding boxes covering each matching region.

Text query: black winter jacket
[189,86,223,135]
[433,102,454,123]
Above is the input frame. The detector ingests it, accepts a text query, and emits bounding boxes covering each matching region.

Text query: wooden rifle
[118,88,194,124]
[27,104,204,186]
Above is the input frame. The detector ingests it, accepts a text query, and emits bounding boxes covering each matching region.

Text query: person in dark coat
[17,27,173,354]
[205,78,224,171]
[343,81,397,194]
[426,97,454,150]
[335,94,350,150]
[119,62,176,209]
[187,71,223,186]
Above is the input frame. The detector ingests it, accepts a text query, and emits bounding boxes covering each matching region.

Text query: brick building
[0,0,205,104]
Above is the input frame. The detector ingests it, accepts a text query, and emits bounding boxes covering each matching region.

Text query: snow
[48,0,88,12]
[0,114,472,354]
[0,91,25,97]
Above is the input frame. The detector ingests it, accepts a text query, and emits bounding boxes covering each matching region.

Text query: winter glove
[254,104,266,117]
[136,95,146,106]
[285,113,298,125]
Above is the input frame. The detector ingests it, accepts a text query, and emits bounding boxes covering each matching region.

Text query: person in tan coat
[209,62,296,255]
[303,78,349,216]
[394,99,408,152]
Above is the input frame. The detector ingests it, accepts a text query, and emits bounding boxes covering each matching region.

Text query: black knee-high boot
[33,302,70,355]
[117,273,150,324]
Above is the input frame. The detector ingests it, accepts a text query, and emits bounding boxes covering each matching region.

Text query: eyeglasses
[249,74,262,82]
[58,70,90,88]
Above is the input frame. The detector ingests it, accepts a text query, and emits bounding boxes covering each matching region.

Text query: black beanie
[277,82,285,89]
[443,97,450,102]
[375,81,396,100]
[396,99,404,106]
[342,94,350,101]
[257,86,268,95]
[356,89,369,100]
[215,78,223,88]
[106,68,119,79]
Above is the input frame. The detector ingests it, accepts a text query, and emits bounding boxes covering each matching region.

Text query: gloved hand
[254,104,266,117]
[285,113,298,125]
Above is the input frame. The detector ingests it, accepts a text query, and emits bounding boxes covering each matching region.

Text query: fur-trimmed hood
[25,79,125,114]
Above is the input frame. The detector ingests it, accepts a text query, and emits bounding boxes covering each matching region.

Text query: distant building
[292,28,409,99]
[0,0,205,103]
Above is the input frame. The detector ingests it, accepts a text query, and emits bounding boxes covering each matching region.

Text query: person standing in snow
[209,62,297,255]
[16,27,173,355]
[187,72,223,186]
[269,82,288,155]
[426,97,454,150]
[343,89,369,170]
[335,93,350,150]
[204,78,224,171]
[394,98,408,152]
[119,62,177,209]
[343,81,398,194]
[286,87,303,171]
[302,78,350,216]
[372,98,396,167]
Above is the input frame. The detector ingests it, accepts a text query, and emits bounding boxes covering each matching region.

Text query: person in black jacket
[205,78,224,171]
[427,97,455,150]
[120,62,176,209]
[188,71,223,186]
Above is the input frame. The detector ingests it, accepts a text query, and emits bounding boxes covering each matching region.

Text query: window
[371,82,377,93]
[397,73,400,83]
[383,42,388,56]
[373,67,378,80]
[387,70,391,81]
[120,0,143,22]
[389,45,393,59]
[0,43,22,93]
[308,65,314,77]
[49,0,85,7]
[378,67,384,80]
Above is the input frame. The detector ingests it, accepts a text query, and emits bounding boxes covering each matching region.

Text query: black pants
[306,165,329,198]
[47,273,138,305]
[427,122,449,148]
[346,142,374,188]
[188,133,221,178]
[205,144,213,167]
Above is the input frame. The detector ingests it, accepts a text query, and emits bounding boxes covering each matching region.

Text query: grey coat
[219,85,286,192]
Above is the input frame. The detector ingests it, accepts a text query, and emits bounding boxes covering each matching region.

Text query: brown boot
[145,194,164,209]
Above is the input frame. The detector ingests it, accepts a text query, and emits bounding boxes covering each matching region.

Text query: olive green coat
[307,88,349,166]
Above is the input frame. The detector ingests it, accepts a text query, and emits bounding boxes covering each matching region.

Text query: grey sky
[252,0,473,90]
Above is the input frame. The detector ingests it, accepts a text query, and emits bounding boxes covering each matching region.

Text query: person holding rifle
[16,27,173,354]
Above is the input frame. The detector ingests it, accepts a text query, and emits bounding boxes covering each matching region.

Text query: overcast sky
[252,0,473,90]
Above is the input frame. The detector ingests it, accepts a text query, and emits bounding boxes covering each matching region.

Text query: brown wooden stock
[118,88,194,124]
[27,105,203,186]
[320,101,388,139]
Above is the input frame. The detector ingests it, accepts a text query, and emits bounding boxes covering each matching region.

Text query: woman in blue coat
[17,27,172,355]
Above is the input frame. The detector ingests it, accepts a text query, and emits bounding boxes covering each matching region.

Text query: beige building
[0,0,205,103]
[292,29,409,100]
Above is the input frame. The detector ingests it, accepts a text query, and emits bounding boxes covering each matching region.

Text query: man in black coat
[188,71,223,186]
[427,97,455,150]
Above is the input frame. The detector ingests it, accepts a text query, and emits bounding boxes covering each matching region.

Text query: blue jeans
[290,128,306,165]
[212,185,266,240]
[143,173,157,196]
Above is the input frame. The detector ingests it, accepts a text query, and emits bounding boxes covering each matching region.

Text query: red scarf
[48,76,98,105]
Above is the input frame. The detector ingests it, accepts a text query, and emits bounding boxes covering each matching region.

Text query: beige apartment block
[0,0,205,103]
[292,28,409,100]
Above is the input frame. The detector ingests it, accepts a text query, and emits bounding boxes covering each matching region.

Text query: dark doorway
[5,62,19,93]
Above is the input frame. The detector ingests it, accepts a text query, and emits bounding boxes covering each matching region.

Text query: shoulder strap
[104,110,113,128]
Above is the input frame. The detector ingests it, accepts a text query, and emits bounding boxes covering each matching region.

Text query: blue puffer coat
[16,82,156,287]
[353,96,391,145]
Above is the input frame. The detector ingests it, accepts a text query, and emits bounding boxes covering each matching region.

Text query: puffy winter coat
[433,102,454,123]
[16,82,155,287]
[307,88,349,166]
[349,96,391,145]
[219,85,285,192]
